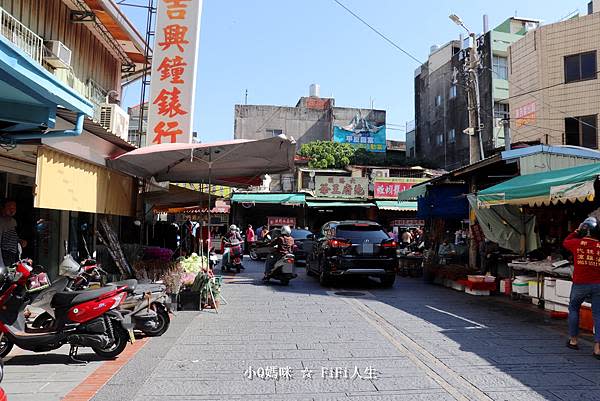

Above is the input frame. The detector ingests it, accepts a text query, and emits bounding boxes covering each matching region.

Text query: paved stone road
[89,260,600,401]
[7,259,600,400]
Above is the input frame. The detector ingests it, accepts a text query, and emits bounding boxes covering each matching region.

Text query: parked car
[290,228,313,265]
[304,221,398,287]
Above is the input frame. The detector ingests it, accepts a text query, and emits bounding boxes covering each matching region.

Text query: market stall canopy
[108,135,296,183]
[231,193,305,206]
[375,201,418,211]
[467,195,540,254]
[477,163,600,208]
[397,184,428,201]
[144,184,210,209]
[306,201,374,208]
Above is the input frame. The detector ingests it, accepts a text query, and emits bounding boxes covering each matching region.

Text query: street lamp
[449,14,470,34]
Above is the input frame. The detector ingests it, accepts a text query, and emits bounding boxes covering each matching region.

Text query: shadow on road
[226,258,600,401]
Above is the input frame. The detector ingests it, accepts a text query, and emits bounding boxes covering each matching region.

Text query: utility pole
[465,32,483,164]
[450,14,484,164]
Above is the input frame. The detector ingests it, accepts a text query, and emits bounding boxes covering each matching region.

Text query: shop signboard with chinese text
[314,176,368,199]
[374,177,426,199]
[515,101,536,128]
[268,217,296,227]
[390,219,424,227]
[146,0,203,146]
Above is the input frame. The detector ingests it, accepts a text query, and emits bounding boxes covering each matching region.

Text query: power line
[332,0,422,65]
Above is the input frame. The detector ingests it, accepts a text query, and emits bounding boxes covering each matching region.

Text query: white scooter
[264,252,297,286]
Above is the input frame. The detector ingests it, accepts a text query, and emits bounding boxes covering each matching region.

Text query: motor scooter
[29,241,170,337]
[263,249,297,286]
[221,240,243,273]
[0,259,133,362]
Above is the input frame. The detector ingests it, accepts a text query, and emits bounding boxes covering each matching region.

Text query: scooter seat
[110,279,138,293]
[51,287,117,309]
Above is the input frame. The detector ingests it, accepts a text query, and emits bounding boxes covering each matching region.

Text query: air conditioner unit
[100,103,130,141]
[44,41,72,68]
[372,169,390,178]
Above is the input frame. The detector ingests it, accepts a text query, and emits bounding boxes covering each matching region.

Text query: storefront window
[33,209,61,279]
[68,211,95,259]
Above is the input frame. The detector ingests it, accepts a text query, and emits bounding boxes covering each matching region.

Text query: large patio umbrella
[108,135,296,248]
[108,135,296,183]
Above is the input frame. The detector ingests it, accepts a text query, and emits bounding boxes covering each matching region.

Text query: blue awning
[0,34,93,133]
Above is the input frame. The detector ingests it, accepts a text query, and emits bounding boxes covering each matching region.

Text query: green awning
[477,163,600,207]
[375,200,418,211]
[397,185,428,201]
[231,193,306,205]
[306,201,374,208]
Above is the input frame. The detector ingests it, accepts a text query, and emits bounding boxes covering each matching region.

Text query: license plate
[362,243,374,254]
[128,329,136,344]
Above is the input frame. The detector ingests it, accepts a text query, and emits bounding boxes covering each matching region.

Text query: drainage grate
[334,291,366,297]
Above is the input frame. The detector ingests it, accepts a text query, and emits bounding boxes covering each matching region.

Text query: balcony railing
[0,7,43,63]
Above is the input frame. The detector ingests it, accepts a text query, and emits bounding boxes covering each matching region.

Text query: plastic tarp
[417,184,468,219]
[477,163,600,207]
[467,195,540,253]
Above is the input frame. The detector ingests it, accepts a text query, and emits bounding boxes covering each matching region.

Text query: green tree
[298,141,356,169]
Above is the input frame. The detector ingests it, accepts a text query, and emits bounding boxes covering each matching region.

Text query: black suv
[304,221,398,287]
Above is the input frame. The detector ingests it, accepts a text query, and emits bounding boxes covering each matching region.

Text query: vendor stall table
[398,255,423,277]
[508,260,572,307]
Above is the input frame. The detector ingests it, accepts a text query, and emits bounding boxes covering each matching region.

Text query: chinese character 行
[152,121,182,144]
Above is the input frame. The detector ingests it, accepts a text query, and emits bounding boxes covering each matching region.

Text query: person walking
[245,224,255,255]
[0,199,25,267]
[562,217,600,359]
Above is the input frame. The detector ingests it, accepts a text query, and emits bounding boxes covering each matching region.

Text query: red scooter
[0,259,133,362]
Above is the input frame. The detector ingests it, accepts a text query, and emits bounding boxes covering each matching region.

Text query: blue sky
[120,0,584,142]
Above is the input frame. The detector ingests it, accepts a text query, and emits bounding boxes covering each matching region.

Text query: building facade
[414,17,539,170]
[234,89,386,148]
[0,0,145,275]
[509,2,600,148]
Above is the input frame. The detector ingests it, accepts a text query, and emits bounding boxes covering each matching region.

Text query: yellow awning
[35,147,135,217]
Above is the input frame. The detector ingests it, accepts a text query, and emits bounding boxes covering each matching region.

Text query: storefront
[230,193,306,231]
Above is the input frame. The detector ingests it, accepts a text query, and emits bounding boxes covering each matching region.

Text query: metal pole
[503,118,511,151]
[207,149,212,251]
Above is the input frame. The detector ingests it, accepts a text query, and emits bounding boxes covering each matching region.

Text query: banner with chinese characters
[267,216,297,228]
[374,177,426,199]
[146,0,203,146]
[515,101,536,128]
[314,176,368,199]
